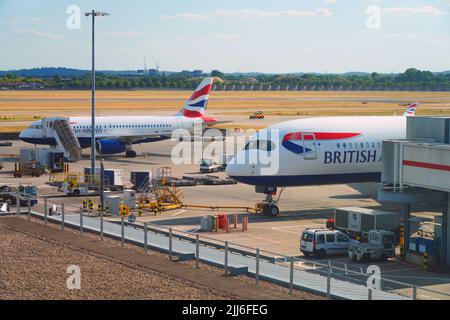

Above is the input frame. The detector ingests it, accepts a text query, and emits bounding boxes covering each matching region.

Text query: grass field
[1,90,449,133]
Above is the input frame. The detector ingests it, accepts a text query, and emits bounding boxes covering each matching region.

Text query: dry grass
[0,125,27,133]
[2,89,450,100]
[0,90,449,132]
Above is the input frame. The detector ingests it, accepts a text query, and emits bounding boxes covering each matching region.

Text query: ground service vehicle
[249,111,265,119]
[60,181,89,197]
[334,207,400,241]
[200,159,224,173]
[0,184,37,206]
[14,161,44,177]
[348,230,396,262]
[300,228,359,258]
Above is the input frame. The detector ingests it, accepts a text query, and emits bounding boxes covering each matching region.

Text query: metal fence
[8,198,450,300]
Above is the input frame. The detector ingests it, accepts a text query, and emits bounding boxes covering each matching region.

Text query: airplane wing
[95,133,169,144]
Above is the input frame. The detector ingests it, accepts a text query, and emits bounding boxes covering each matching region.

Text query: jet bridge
[379,116,450,268]
[41,117,82,162]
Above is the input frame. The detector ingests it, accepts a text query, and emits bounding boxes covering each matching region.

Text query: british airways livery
[19,77,216,157]
[225,103,418,216]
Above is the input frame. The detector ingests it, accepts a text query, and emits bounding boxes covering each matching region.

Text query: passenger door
[325,233,337,255]
[337,233,351,254]
[301,132,317,160]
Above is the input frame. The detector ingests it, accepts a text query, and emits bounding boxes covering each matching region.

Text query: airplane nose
[225,161,235,177]
[225,154,249,178]
[19,129,31,141]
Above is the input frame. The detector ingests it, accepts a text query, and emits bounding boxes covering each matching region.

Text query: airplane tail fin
[176,77,216,123]
[403,102,418,117]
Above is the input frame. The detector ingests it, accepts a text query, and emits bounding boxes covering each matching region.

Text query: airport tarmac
[1,139,449,299]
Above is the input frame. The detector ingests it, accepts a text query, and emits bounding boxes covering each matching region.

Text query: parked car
[300,228,359,258]
[249,111,265,119]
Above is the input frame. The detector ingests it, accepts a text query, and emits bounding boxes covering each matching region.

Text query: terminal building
[379,116,450,269]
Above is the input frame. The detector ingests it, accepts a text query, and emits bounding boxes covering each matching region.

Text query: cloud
[382,6,448,16]
[13,28,64,40]
[215,9,333,18]
[162,8,333,20]
[0,16,43,26]
[12,16,43,23]
[317,8,333,16]
[210,34,239,40]
[317,40,344,46]
[161,13,210,20]
[102,31,145,37]
[424,37,450,44]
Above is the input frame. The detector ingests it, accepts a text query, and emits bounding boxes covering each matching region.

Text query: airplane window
[360,143,364,148]
[377,142,381,148]
[371,142,375,148]
[343,143,346,148]
[244,140,273,151]
[337,143,340,148]
[366,142,370,148]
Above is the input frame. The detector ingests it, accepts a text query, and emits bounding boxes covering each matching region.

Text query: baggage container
[334,207,399,236]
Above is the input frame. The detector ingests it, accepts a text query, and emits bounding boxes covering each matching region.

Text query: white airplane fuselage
[19,77,215,157]
[226,116,406,187]
[20,115,201,149]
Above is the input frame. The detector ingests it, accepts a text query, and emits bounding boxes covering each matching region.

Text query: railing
[9,198,450,301]
[53,119,82,161]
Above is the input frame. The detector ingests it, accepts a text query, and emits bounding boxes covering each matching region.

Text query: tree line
[1,68,450,91]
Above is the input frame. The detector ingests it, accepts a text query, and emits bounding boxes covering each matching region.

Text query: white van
[300,228,358,258]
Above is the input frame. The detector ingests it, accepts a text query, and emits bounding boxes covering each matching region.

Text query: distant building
[192,70,203,77]
[148,69,160,76]
[179,70,204,77]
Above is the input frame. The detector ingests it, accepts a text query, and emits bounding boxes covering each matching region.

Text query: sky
[0,0,450,73]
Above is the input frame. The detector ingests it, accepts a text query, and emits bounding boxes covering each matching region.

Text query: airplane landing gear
[125,150,136,158]
[255,186,285,217]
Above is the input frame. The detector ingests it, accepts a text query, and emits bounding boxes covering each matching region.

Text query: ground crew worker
[137,203,143,216]
[97,202,102,212]
[88,198,93,212]
[82,198,87,211]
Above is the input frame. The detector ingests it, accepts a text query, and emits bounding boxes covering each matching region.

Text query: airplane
[19,77,217,158]
[225,103,418,216]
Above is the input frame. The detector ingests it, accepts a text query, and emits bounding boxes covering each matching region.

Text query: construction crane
[151,53,160,72]
[142,54,147,73]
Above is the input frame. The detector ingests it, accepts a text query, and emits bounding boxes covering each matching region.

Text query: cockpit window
[30,124,42,129]
[244,140,274,151]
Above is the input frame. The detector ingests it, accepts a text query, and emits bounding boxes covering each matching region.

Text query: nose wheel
[125,150,136,158]
[262,193,280,217]
[256,187,284,217]
[263,203,280,216]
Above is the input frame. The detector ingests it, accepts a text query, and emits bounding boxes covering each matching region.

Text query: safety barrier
[9,198,450,301]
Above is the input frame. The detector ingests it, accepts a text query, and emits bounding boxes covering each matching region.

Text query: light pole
[85,10,109,179]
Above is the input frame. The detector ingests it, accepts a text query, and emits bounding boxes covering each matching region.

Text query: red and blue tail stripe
[177,77,217,123]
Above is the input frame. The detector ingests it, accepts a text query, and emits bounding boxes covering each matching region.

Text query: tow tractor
[58,173,96,197]
[0,184,38,206]
[200,159,224,173]
[348,230,396,262]
[60,181,89,197]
